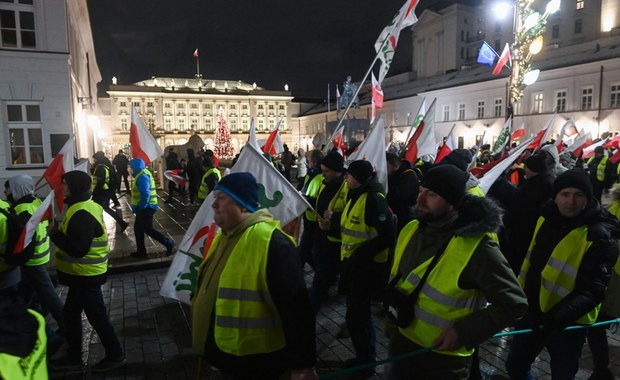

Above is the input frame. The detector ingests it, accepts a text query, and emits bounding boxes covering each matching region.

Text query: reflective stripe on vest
[14,199,50,266]
[518,216,599,324]
[0,309,48,380]
[303,174,324,221]
[131,169,158,206]
[390,220,487,356]
[198,167,222,200]
[55,200,109,276]
[340,192,388,262]
[91,164,110,190]
[206,220,289,355]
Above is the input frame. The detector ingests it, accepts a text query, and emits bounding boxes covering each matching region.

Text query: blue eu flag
[477,42,497,67]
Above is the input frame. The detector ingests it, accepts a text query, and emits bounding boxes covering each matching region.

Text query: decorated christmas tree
[214,106,234,158]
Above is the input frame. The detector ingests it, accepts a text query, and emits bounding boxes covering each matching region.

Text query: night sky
[87,0,472,98]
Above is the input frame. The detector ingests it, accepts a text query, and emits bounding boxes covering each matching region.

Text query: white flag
[15,191,54,253]
[346,117,389,192]
[247,118,261,151]
[160,144,311,304]
[479,135,536,194]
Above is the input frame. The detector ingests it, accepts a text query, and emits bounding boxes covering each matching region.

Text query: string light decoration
[509,0,560,106]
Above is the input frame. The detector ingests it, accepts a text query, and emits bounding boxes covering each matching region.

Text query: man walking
[91,151,129,233]
[385,165,527,379]
[112,149,130,193]
[340,160,395,378]
[191,172,317,379]
[506,169,620,379]
[49,170,125,372]
[129,158,175,258]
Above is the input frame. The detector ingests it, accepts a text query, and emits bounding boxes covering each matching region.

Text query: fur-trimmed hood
[451,193,504,237]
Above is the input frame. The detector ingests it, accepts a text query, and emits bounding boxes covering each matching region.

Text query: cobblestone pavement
[45,191,620,379]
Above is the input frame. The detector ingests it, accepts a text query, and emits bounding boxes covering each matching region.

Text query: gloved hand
[531,315,555,335]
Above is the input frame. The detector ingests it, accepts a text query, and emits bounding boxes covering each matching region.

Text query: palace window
[477,100,485,119]
[6,103,43,165]
[458,103,465,120]
[534,92,544,113]
[443,105,450,121]
[0,2,36,49]
[494,98,503,117]
[576,0,584,10]
[581,87,593,110]
[611,84,620,108]
[555,90,567,112]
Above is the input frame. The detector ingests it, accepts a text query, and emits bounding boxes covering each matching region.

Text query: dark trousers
[506,313,587,380]
[298,219,317,269]
[587,313,613,374]
[92,192,125,226]
[117,170,130,192]
[342,259,385,364]
[188,180,199,204]
[134,207,170,255]
[20,265,64,330]
[64,284,122,360]
[388,328,472,380]
[310,238,341,312]
[167,181,185,201]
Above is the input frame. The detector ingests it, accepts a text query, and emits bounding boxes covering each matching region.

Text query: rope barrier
[318,317,620,379]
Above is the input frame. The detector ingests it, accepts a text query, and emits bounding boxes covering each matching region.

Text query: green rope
[318,317,620,379]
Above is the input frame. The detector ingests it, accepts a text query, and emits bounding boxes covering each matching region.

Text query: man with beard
[385,165,527,379]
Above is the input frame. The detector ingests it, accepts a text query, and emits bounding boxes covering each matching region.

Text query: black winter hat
[62,170,92,195]
[552,169,593,201]
[347,160,374,184]
[524,154,548,174]
[440,149,473,172]
[421,164,468,206]
[214,172,259,212]
[321,152,344,173]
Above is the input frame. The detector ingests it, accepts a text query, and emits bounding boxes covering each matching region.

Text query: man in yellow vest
[587,146,614,202]
[48,171,126,373]
[91,151,129,233]
[506,169,620,379]
[298,149,325,268]
[191,172,317,379]
[0,278,48,380]
[197,156,221,203]
[128,158,175,258]
[311,152,347,312]
[385,164,526,379]
[340,160,395,378]
[4,175,64,335]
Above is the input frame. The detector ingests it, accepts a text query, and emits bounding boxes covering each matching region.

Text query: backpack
[0,207,35,266]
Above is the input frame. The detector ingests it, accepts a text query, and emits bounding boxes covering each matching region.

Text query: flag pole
[327,36,391,145]
[404,98,426,143]
[196,56,200,78]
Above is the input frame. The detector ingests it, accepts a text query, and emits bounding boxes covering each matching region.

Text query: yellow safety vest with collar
[0,309,48,380]
[0,199,11,274]
[303,174,324,222]
[205,221,291,356]
[198,167,222,201]
[14,199,50,266]
[467,185,485,197]
[317,179,348,243]
[131,169,158,207]
[587,156,608,182]
[519,216,600,324]
[91,164,110,191]
[340,192,388,262]
[55,200,109,277]
[390,220,487,356]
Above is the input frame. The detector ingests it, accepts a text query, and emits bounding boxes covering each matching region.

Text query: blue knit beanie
[214,172,259,212]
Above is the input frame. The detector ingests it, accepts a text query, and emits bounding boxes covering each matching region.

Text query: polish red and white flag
[511,123,526,139]
[130,106,164,165]
[14,190,54,254]
[43,135,75,210]
[435,124,456,163]
[492,43,511,76]
[193,49,199,58]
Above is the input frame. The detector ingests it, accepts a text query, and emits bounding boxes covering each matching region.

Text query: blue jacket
[129,158,157,212]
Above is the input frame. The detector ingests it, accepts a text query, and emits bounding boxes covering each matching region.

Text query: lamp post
[505,0,560,119]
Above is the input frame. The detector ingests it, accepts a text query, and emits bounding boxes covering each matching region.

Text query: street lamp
[508,0,561,111]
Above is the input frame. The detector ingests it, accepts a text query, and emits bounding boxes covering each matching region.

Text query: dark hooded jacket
[0,296,39,359]
[387,160,419,232]
[523,198,620,329]
[50,171,107,287]
[393,194,528,348]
